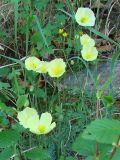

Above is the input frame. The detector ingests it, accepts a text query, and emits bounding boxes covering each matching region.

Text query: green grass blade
[34,15,49,48]
[87,27,120,47]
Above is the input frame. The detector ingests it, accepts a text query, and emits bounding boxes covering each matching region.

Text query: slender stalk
[110,135,120,160]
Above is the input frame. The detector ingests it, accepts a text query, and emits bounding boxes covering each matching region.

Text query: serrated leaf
[83,118,120,144]
[0,129,20,148]
[16,95,28,108]
[72,135,112,159]
[33,88,46,99]
[0,147,14,160]
[25,148,51,160]
[72,135,96,156]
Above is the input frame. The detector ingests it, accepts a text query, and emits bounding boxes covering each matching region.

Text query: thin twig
[10,146,37,159]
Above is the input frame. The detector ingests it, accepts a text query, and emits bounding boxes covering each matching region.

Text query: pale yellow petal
[80,34,95,47]
[39,112,52,126]
[35,61,49,73]
[17,107,39,128]
[44,122,56,134]
[25,57,40,71]
[81,46,98,61]
[48,58,66,78]
[75,7,95,26]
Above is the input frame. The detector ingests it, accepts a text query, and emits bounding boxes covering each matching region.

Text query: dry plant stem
[96,98,101,119]
[105,0,118,36]
[95,143,99,159]
[109,135,120,160]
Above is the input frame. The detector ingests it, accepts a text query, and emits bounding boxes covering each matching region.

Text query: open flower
[25,57,40,71]
[63,32,68,37]
[81,46,98,61]
[75,7,95,26]
[35,61,49,73]
[48,58,66,78]
[17,108,56,135]
[58,28,64,34]
[28,112,56,135]
[17,107,39,129]
[80,34,95,47]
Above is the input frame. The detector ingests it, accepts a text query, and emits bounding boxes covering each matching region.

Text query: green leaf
[83,118,120,144]
[0,82,10,89]
[0,129,20,148]
[72,135,96,156]
[87,27,120,47]
[34,15,49,48]
[16,95,29,109]
[33,88,46,99]
[0,68,10,77]
[72,135,112,159]
[102,96,115,106]
[59,156,65,160]
[0,102,16,115]
[0,147,14,160]
[25,148,51,160]
[112,147,120,160]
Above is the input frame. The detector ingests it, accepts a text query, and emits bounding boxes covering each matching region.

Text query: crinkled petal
[44,122,56,134]
[39,112,52,126]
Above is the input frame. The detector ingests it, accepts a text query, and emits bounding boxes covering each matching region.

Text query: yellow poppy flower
[63,32,68,37]
[35,61,49,73]
[28,112,56,135]
[58,28,64,34]
[75,7,96,26]
[17,107,39,129]
[48,58,66,78]
[80,34,95,47]
[25,57,40,71]
[81,46,98,61]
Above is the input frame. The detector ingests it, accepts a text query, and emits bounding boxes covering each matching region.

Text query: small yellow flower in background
[75,34,79,39]
[79,31,83,36]
[25,56,40,71]
[17,107,39,129]
[80,34,95,47]
[70,60,74,65]
[48,58,66,78]
[81,46,98,61]
[75,7,96,26]
[58,28,64,34]
[63,32,68,37]
[29,112,56,135]
[35,61,49,73]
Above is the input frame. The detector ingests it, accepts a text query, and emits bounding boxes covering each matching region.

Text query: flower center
[53,67,62,76]
[80,17,88,23]
[85,53,93,59]
[30,63,37,69]
[38,125,46,133]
